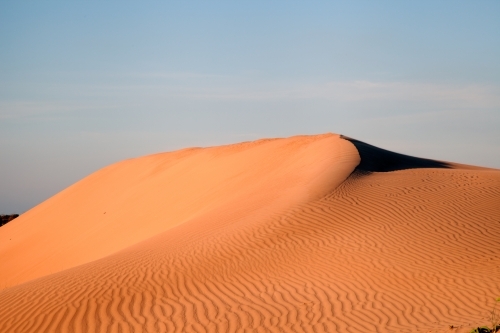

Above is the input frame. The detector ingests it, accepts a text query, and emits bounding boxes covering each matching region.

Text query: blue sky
[1,1,499,213]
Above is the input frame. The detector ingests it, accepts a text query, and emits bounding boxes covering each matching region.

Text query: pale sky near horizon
[1,1,500,213]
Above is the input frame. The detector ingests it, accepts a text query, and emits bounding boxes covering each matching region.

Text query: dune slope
[0,134,359,289]
[0,134,499,333]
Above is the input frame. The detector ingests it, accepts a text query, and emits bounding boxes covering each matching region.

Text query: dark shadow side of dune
[341,136,451,173]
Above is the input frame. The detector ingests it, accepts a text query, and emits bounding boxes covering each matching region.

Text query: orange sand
[0,133,499,333]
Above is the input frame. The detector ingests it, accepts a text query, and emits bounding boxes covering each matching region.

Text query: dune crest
[1,133,499,333]
[0,133,359,289]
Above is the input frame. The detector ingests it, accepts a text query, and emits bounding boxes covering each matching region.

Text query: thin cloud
[2,78,499,119]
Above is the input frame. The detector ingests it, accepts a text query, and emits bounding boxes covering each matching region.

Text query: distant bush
[0,214,19,227]
[470,297,500,333]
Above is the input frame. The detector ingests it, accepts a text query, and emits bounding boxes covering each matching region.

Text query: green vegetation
[469,297,500,333]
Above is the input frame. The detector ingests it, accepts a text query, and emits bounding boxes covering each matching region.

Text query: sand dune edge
[0,133,499,333]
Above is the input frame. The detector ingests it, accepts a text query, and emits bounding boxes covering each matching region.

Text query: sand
[0,133,499,333]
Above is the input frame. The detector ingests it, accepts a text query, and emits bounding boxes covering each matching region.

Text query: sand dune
[0,133,499,332]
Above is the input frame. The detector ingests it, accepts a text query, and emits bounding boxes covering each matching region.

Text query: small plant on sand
[469,297,500,333]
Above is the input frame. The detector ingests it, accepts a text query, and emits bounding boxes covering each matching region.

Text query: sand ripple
[0,134,499,332]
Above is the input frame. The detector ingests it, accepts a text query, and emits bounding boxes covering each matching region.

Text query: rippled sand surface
[1,133,498,333]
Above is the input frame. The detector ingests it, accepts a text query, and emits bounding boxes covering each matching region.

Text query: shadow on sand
[341,135,451,173]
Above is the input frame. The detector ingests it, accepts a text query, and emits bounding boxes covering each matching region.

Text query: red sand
[0,133,499,333]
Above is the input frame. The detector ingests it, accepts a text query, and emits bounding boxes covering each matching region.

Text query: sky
[1,1,499,213]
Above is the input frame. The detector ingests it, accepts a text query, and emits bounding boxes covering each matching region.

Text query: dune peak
[1,133,499,333]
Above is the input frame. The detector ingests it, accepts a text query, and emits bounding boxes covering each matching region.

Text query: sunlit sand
[1,133,499,332]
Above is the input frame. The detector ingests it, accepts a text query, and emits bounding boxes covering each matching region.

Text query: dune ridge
[0,133,499,333]
[0,134,359,289]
